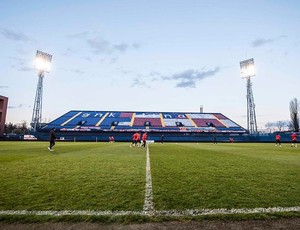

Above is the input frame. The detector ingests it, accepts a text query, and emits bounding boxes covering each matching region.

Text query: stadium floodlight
[34,50,52,73]
[240,58,257,134]
[31,50,52,131]
[240,58,255,78]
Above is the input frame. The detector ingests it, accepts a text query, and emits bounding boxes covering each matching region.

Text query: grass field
[151,143,300,210]
[0,141,300,222]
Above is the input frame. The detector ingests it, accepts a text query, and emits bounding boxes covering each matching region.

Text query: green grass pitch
[0,141,299,220]
[0,142,146,211]
[150,143,300,210]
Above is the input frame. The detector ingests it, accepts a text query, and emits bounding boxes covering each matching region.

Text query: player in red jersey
[109,136,115,143]
[275,133,281,147]
[130,132,138,147]
[291,133,297,148]
[142,132,148,147]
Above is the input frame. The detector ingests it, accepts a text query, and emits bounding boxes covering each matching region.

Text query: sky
[0,0,299,130]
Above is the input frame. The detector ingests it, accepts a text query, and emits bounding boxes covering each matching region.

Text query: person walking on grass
[275,133,281,147]
[161,134,164,144]
[48,128,56,152]
[130,132,138,147]
[142,132,147,147]
[291,132,298,148]
[213,135,217,144]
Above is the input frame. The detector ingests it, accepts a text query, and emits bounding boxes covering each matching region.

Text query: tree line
[4,121,30,135]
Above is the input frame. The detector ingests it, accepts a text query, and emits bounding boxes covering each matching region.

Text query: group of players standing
[275,132,298,147]
[130,132,148,147]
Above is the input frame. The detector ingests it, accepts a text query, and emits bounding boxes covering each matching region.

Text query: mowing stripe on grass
[143,144,154,214]
[1,207,299,217]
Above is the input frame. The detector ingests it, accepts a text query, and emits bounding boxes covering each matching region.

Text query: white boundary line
[143,144,154,215]
[0,210,140,216]
[155,206,300,216]
[0,207,299,217]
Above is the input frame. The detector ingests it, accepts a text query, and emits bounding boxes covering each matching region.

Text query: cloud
[0,86,9,88]
[62,48,77,57]
[9,57,33,72]
[83,56,92,62]
[17,66,32,72]
[130,78,149,88]
[114,43,129,52]
[70,69,85,75]
[59,67,85,75]
[176,80,197,88]
[109,57,118,64]
[149,71,161,77]
[0,28,31,42]
[87,38,113,54]
[117,67,133,75]
[161,67,220,88]
[8,104,23,109]
[251,35,287,48]
[87,37,140,55]
[65,31,141,57]
[149,71,162,81]
[132,43,141,49]
[251,38,274,47]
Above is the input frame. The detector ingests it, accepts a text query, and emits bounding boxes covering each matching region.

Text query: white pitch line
[143,144,154,215]
[0,210,141,216]
[1,206,299,217]
[156,206,300,216]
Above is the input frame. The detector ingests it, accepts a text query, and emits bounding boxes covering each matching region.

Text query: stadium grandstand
[35,110,248,142]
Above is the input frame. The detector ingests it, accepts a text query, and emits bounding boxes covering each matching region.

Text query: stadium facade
[36,110,249,142]
[0,95,8,137]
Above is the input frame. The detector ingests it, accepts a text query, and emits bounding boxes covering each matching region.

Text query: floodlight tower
[31,50,52,131]
[240,58,257,134]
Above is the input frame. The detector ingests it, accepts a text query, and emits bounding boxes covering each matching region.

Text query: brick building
[0,95,8,136]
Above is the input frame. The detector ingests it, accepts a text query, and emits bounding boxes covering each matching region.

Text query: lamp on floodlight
[240,58,257,134]
[31,50,52,131]
[240,58,255,78]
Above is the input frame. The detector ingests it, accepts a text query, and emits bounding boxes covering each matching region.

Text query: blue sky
[1,0,299,130]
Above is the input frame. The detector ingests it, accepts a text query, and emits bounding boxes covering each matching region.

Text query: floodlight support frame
[31,71,44,131]
[246,76,258,134]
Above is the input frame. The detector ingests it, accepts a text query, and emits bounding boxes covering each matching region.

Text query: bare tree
[4,123,16,134]
[265,122,275,133]
[20,120,29,134]
[4,122,29,135]
[265,121,289,132]
[290,98,299,132]
[276,121,288,132]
